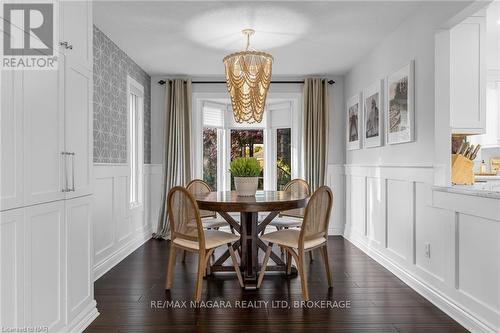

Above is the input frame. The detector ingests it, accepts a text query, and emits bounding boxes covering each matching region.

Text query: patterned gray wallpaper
[93,25,151,163]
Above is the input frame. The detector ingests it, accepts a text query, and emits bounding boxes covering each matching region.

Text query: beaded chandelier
[223,29,273,123]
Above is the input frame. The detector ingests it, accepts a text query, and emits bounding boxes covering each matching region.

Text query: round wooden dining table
[194,190,309,289]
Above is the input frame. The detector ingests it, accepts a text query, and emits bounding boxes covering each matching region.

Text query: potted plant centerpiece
[230,157,262,196]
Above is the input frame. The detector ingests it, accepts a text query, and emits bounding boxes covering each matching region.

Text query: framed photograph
[386,61,414,144]
[363,80,383,148]
[346,94,362,150]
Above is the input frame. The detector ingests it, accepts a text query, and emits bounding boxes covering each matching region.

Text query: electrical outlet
[424,243,431,258]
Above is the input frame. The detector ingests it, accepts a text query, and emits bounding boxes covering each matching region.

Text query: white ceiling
[93,1,428,76]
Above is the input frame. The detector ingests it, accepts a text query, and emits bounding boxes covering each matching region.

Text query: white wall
[345,2,470,166]
[487,2,500,71]
[343,2,499,332]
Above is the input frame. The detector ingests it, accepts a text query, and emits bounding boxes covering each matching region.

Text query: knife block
[451,154,474,185]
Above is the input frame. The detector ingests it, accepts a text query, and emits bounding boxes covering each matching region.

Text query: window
[203,128,218,190]
[195,97,300,191]
[230,129,264,190]
[128,76,144,208]
[276,128,291,190]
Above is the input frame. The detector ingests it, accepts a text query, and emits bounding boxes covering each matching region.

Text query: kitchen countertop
[433,185,500,199]
[475,175,500,181]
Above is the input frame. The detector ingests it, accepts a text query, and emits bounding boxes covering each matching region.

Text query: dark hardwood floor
[85,236,468,333]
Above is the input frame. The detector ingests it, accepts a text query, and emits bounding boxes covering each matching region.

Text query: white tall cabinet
[0,1,97,332]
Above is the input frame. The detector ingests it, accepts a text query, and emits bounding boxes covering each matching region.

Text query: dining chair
[186,179,235,233]
[258,186,333,300]
[262,179,314,261]
[184,179,237,265]
[165,186,243,302]
[268,179,311,231]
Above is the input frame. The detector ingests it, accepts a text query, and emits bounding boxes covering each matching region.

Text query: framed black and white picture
[346,94,361,150]
[386,61,414,144]
[363,80,383,148]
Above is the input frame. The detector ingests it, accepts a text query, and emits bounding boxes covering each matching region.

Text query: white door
[60,0,93,69]
[64,62,93,199]
[24,200,66,332]
[65,196,93,325]
[1,71,24,211]
[23,57,66,205]
[0,208,25,328]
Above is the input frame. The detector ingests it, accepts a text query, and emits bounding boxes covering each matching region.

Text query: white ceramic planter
[234,177,258,196]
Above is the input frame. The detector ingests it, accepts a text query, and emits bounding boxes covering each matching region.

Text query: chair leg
[228,243,244,288]
[195,250,206,302]
[290,249,309,300]
[286,249,292,275]
[181,250,187,263]
[205,249,215,277]
[257,243,273,288]
[320,246,333,288]
[165,244,177,290]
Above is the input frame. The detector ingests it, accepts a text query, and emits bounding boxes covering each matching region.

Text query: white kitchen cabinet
[471,78,500,147]
[60,0,93,69]
[1,71,24,211]
[0,2,97,332]
[0,1,93,209]
[450,15,487,134]
[65,195,94,328]
[64,63,93,199]
[24,200,66,332]
[0,208,25,328]
[23,57,66,206]
[0,197,95,332]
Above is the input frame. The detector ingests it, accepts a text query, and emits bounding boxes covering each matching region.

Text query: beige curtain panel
[303,78,330,192]
[154,79,192,239]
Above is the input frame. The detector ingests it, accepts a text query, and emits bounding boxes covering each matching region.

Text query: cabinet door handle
[61,151,69,192]
[59,41,73,50]
[71,152,75,192]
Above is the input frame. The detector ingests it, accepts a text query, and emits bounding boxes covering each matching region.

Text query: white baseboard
[328,226,344,235]
[66,301,100,333]
[344,234,496,333]
[93,228,152,281]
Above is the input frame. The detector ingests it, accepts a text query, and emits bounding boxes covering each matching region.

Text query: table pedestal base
[210,211,297,289]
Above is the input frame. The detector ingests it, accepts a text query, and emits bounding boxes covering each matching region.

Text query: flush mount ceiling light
[223,29,273,123]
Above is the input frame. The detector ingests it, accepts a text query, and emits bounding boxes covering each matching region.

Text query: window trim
[192,92,302,191]
[127,75,144,210]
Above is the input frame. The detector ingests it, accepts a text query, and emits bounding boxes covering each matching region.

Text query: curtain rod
[157,79,335,85]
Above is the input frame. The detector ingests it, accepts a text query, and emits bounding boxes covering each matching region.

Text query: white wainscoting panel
[414,182,453,283]
[147,164,163,233]
[344,164,499,333]
[326,164,345,235]
[93,164,155,280]
[93,177,114,264]
[345,174,366,237]
[366,176,385,247]
[386,179,412,263]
